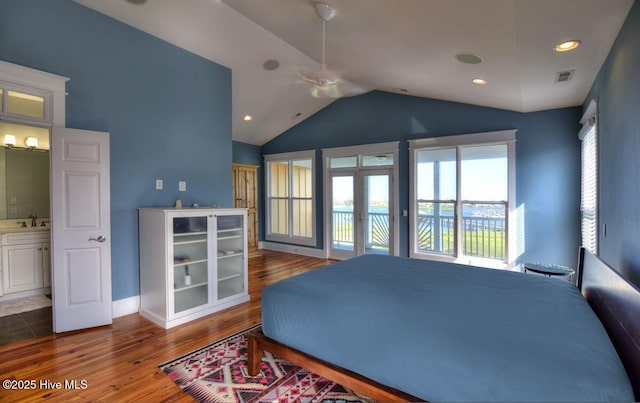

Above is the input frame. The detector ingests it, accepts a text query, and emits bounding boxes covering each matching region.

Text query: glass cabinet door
[172,216,209,314]
[216,214,245,301]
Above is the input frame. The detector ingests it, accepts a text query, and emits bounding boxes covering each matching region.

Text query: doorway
[0,122,52,345]
[328,169,393,259]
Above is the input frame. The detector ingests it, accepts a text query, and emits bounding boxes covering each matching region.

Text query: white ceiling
[74,0,633,146]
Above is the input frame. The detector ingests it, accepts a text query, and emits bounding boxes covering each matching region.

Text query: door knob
[89,235,106,243]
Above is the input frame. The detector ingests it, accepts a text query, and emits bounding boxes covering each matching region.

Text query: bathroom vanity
[0,224,50,297]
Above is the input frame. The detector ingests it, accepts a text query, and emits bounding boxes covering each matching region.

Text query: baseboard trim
[112,295,140,318]
[260,241,327,258]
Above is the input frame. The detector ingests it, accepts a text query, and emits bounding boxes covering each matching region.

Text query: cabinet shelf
[217,235,242,241]
[217,252,243,260]
[174,281,208,292]
[174,231,207,237]
[173,258,208,268]
[174,238,207,246]
[218,273,243,282]
[217,228,242,234]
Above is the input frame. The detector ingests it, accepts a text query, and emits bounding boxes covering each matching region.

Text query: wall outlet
[155,179,163,190]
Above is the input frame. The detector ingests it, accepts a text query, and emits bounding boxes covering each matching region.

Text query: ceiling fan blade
[310,79,370,99]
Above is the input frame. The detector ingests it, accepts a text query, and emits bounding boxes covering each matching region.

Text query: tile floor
[0,307,53,346]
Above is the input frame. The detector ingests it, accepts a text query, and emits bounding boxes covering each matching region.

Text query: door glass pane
[362,153,393,167]
[364,175,389,255]
[461,145,507,260]
[217,214,245,300]
[417,201,455,255]
[7,90,45,119]
[172,216,208,313]
[332,176,354,251]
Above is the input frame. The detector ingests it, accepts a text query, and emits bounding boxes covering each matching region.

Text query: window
[265,150,315,246]
[580,100,598,254]
[0,81,52,123]
[409,130,516,266]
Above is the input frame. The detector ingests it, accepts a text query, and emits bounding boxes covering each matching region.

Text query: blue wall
[0,0,232,300]
[232,141,262,165]
[584,0,640,287]
[263,92,582,268]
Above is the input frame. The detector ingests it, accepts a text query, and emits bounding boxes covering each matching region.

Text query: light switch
[155,179,163,190]
[178,181,186,192]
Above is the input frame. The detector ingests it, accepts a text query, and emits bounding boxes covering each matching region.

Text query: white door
[51,127,111,333]
[329,169,393,259]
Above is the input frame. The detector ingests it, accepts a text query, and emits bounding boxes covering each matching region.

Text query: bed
[248,249,638,402]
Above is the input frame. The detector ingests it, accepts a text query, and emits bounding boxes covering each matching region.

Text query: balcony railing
[417,214,506,260]
[332,211,389,251]
[332,208,506,260]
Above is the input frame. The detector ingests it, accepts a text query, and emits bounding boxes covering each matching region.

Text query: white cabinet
[138,208,249,329]
[0,231,50,295]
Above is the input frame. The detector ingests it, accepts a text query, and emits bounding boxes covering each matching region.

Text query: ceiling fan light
[314,2,336,22]
[303,69,340,87]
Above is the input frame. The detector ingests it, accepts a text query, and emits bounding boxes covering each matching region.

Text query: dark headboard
[578,247,640,400]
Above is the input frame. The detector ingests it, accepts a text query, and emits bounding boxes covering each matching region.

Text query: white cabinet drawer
[1,230,50,245]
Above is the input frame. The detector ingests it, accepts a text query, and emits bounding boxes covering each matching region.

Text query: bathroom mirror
[0,122,50,220]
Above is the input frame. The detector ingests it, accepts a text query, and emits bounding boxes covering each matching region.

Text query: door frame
[0,61,114,332]
[322,142,400,260]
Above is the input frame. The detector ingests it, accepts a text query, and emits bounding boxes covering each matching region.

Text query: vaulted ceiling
[74,0,634,145]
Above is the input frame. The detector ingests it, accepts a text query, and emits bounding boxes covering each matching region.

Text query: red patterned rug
[160,325,369,402]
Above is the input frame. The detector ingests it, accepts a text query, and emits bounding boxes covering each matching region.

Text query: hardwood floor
[0,250,334,402]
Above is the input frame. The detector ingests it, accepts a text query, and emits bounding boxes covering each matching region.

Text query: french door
[329,169,393,259]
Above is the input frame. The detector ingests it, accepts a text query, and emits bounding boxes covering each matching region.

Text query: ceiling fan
[301,2,368,99]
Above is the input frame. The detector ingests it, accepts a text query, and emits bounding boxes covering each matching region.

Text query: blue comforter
[261,255,633,402]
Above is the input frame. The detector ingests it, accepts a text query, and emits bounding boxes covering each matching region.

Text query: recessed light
[472,78,487,85]
[554,40,581,52]
[243,115,253,121]
[392,87,409,93]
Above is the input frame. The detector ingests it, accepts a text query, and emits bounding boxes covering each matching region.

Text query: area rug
[160,325,369,403]
[0,294,51,317]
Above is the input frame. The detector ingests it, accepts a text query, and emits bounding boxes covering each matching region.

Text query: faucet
[28,213,37,227]
[17,221,27,228]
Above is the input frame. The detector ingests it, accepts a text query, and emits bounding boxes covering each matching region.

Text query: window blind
[580,112,597,254]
